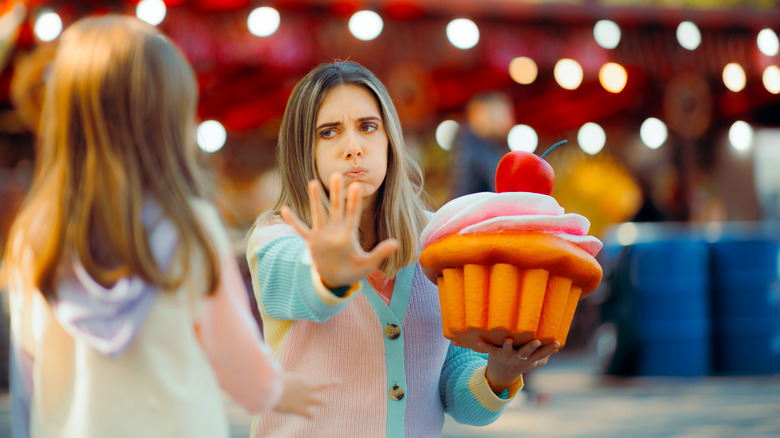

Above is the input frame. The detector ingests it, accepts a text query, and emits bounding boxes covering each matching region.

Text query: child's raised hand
[274,372,337,418]
[281,173,398,289]
[478,338,560,395]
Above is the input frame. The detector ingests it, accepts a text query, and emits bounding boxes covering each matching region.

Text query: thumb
[365,238,399,265]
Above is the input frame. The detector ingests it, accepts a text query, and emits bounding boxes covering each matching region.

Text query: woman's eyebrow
[358,116,381,123]
[316,121,342,131]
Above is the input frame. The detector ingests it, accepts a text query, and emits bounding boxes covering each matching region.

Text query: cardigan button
[384,324,401,340]
[389,385,405,401]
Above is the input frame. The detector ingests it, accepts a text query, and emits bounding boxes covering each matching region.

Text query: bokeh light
[435,120,459,151]
[763,66,780,94]
[248,7,280,37]
[446,19,479,49]
[616,222,639,246]
[197,120,227,153]
[509,57,538,85]
[640,118,668,150]
[677,21,701,51]
[136,0,166,26]
[34,11,62,41]
[554,59,583,90]
[599,62,628,93]
[507,124,538,153]
[728,120,753,153]
[757,28,779,57]
[723,63,746,92]
[349,10,383,41]
[578,122,606,155]
[593,20,621,49]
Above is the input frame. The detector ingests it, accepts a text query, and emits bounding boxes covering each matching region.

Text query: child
[1,15,327,438]
[246,61,560,437]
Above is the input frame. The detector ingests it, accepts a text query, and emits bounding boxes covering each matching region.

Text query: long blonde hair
[1,15,219,299]
[253,61,429,277]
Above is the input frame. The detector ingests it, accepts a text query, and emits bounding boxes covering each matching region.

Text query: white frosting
[422,192,603,256]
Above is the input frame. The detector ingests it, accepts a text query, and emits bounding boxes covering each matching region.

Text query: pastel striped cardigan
[246,223,524,437]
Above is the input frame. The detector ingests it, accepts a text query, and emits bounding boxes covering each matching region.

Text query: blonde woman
[246,61,559,437]
[2,15,327,438]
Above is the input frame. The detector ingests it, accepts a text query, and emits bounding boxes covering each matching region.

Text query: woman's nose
[344,131,363,159]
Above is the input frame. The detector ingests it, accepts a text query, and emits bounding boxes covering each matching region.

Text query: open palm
[281,173,398,288]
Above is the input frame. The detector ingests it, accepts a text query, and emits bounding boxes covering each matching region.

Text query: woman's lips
[345,169,367,179]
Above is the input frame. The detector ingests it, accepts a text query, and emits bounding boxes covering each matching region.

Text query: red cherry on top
[494,140,567,195]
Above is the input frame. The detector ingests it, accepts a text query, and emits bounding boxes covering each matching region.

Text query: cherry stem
[540,140,567,160]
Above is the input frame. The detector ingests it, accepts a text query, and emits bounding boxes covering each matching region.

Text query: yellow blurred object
[552,150,642,238]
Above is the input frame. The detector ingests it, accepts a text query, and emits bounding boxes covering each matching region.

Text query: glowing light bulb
[197,120,227,153]
[34,11,62,41]
[599,62,628,93]
[348,10,383,41]
[507,124,538,153]
[554,59,583,90]
[578,122,606,155]
[757,28,779,57]
[677,21,701,51]
[248,7,280,37]
[728,121,753,153]
[508,57,538,85]
[640,118,667,150]
[763,66,780,94]
[435,120,459,151]
[446,19,479,50]
[594,20,621,49]
[136,0,166,26]
[723,63,746,92]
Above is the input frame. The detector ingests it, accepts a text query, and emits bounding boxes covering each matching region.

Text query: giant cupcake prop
[420,141,603,353]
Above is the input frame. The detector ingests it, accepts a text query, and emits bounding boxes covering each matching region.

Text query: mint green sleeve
[255,235,355,322]
[439,343,520,426]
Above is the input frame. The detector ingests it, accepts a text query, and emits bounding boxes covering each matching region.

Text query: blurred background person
[451,92,515,196]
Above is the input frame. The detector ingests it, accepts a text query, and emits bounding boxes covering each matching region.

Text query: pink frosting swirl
[422,192,603,256]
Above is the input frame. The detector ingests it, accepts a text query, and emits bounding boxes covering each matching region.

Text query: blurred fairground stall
[2,0,779,231]
[1,0,780,376]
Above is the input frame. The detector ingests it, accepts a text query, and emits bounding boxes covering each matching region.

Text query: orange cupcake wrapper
[436,264,583,352]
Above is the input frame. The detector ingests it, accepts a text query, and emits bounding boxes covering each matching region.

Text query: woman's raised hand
[281,173,398,289]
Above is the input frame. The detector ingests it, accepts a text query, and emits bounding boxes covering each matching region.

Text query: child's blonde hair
[2,15,219,298]
[255,61,429,277]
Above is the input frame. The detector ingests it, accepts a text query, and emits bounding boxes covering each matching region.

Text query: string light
[136,0,166,26]
[446,19,479,49]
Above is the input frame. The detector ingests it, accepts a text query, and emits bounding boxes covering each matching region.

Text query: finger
[311,379,339,391]
[297,407,314,419]
[477,342,494,353]
[308,180,327,229]
[329,173,344,223]
[528,341,560,362]
[306,394,326,407]
[503,337,514,352]
[344,182,363,232]
[517,339,542,360]
[363,238,399,266]
[281,206,311,238]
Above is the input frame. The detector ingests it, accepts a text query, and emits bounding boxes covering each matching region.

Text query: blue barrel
[628,240,711,376]
[709,238,780,375]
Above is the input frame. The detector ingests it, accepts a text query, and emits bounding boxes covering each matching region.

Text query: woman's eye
[320,129,337,138]
[361,124,377,133]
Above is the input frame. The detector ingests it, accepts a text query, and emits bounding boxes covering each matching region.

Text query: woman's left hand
[479,338,560,394]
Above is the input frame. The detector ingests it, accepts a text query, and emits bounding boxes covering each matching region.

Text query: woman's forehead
[316,84,381,122]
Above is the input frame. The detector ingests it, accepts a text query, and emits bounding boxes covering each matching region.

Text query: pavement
[1,349,778,437]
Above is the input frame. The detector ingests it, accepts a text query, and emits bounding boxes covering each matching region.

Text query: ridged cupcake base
[436,263,582,353]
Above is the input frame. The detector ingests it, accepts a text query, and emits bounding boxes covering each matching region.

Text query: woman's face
[314,84,389,208]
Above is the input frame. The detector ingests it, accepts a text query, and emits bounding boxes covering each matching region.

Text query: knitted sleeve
[439,343,524,426]
[248,225,359,322]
